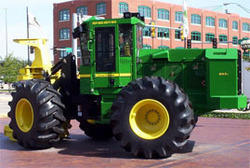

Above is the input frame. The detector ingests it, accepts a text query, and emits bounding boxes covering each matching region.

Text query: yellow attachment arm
[4,125,17,142]
[13,38,52,72]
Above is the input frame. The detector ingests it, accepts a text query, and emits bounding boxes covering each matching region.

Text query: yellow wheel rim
[129,99,170,140]
[15,98,34,133]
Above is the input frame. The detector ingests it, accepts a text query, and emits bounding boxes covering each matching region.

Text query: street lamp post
[26,6,30,65]
[2,8,8,57]
[223,3,250,14]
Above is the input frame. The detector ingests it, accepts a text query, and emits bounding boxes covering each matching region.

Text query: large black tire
[79,120,113,140]
[8,79,68,149]
[111,77,196,159]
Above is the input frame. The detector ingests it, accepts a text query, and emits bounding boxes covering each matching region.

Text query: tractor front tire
[8,79,67,149]
[79,120,113,140]
[111,77,195,159]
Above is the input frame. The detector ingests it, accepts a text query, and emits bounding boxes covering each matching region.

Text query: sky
[0,0,249,61]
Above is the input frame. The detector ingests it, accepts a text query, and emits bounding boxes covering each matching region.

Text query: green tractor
[6,13,247,158]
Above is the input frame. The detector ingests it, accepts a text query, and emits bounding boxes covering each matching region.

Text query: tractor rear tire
[8,79,67,149]
[111,77,195,159]
[79,120,113,140]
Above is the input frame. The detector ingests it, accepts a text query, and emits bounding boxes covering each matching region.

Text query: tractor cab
[73,13,144,94]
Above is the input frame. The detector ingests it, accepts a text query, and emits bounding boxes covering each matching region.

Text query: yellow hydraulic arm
[13,38,53,80]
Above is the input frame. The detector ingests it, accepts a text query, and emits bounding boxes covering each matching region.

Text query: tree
[0,54,26,85]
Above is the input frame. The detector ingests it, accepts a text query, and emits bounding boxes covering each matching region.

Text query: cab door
[94,24,133,89]
[118,24,133,86]
[95,27,116,73]
[94,27,117,88]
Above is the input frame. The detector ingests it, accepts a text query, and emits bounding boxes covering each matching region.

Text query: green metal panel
[208,95,247,109]
[205,49,238,97]
[205,48,238,59]
[207,60,237,96]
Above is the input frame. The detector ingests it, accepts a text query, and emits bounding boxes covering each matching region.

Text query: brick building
[53,0,250,62]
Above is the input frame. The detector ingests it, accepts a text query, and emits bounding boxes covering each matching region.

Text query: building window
[191,14,201,25]
[219,35,227,42]
[59,9,70,21]
[219,19,227,28]
[205,33,215,42]
[158,46,169,49]
[175,11,183,22]
[158,28,169,38]
[96,2,106,15]
[232,21,238,30]
[119,2,128,14]
[143,44,151,49]
[191,31,201,41]
[76,6,88,16]
[138,6,151,18]
[206,17,215,27]
[158,9,169,20]
[143,26,151,37]
[175,30,181,39]
[59,28,70,40]
[232,36,238,45]
[242,23,250,32]
[60,48,68,58]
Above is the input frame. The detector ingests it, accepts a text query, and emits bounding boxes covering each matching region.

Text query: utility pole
[72,13,78,70]
[4,8,8,57]
[26,6,30,65]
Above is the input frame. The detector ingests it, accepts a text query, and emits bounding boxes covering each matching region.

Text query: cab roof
[83,16,145,27]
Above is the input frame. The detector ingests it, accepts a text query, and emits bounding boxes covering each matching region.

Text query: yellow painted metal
[14,39,52,70]
[129,99,170,140]
[96,73,131,77]
[80,73,131,78]
[79,74,91,78]
[13,38,60,82]
[87,119,96,124]
[15,98,34,133]
[4,125,17,142]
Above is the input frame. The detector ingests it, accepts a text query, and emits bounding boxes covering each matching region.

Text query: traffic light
[151,22,156,38]
[187,39,192,48]
[212,38,217,48]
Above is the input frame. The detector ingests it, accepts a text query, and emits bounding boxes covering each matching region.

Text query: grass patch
[0,89,14,92]
[200,112,250,119]
[243,56,250,62]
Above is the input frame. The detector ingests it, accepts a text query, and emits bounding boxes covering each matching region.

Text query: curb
[0,113,8,118]
[212,111,250,114]
[212,109,250,113]
[0,92,11,95]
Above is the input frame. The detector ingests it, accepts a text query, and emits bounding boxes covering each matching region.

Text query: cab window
[119,24,132,57]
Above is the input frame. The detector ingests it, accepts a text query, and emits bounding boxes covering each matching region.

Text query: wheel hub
[129,99,170,140]
[145,109,161,125]
[15,98,34,133]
